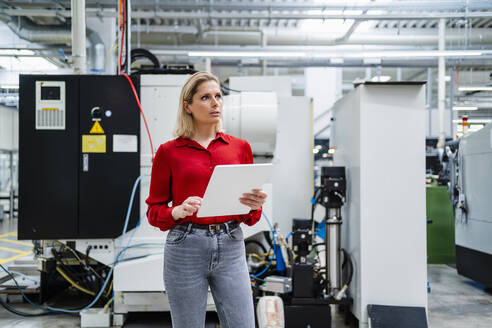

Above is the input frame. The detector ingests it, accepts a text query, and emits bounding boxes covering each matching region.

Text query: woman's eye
[201,95,209,100]
[215,94,222,100]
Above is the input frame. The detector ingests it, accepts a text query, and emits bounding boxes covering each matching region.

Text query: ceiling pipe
[125,0,492,11]
[1,8,492,20]
[437,18,446,148]
[0,15,105,72]
[71,0,86,73]
[130,27,492,46]
[0,15,71,44]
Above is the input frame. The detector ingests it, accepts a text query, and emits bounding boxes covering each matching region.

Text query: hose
[55,266,96,296]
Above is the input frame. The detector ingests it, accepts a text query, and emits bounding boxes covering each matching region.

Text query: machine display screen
[41,86,60,100]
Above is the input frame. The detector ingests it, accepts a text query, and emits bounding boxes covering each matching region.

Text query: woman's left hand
[239,189,268,211]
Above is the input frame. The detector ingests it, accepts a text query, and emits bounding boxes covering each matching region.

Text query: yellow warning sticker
[41,107,59,111]
[82,135,106,153]
[89,121,105,134]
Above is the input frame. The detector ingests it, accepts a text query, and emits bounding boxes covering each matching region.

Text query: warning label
[90,121,105,134]
[82,135,106,153]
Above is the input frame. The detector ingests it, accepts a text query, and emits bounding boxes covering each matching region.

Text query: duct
[131,27,492,46]
[0,15,71,44]
[184,58,492,69]
[87,29,105,72]
[129,11,492,21]
[334,9,367,44]
[1,8,492,20]
[0,15,105,72]
[127,0,492,11]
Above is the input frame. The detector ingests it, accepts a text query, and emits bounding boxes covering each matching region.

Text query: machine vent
[36,109,65,130]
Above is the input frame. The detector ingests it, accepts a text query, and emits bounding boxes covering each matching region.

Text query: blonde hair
[174,72,224,139]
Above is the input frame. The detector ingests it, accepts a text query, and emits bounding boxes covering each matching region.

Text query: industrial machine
[330,82,428,327]
[16,75,428,328]
[16,73,317,326]
[446,123,492,288]
[282,167,353,328]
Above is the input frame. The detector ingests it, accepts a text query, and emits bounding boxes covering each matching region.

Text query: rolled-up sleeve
[145,145,176,231]
[238,141,262,226]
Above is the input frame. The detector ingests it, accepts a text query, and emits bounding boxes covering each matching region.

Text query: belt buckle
[208,224,220,233]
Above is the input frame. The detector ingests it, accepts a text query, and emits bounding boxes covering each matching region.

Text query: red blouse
[146,132,262,231]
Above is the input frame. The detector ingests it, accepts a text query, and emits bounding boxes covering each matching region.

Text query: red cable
[122,73,155,161]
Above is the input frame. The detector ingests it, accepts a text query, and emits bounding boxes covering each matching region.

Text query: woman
[146,71,267,328]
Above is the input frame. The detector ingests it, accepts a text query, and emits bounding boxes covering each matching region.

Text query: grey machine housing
[447,123,492,288]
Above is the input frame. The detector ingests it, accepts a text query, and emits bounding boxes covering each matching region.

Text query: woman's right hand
[172,196,202,221]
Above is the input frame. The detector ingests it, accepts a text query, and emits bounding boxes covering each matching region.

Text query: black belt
[181,220,239,233]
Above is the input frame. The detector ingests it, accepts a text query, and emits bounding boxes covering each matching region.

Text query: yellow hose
[56,266,95,296]
[105,280,113,297]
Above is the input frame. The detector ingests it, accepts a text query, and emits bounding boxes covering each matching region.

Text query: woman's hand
[172,196,202,221]
[239,189,268,211]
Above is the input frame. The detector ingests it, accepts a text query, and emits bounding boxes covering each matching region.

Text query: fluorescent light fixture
[356,50,483,58]
[0,85,18,89]
[314,50,484,59]
[188,51,305,58]
[469,124,485,132]
[188,50,484,59]
[363,58,381,65]
[371,75,391,82]
[453,119,492,124]
[0,57,58,71]
[437,75,451,82]
[458,86,492,92]
[453,106,478,111]
[330,58,344,64]
[0,49,35,56]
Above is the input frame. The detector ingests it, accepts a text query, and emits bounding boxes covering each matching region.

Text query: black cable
[0,263,59,316]
[121,48,160,72]
[341,248,354,286]
[0,296,51,317]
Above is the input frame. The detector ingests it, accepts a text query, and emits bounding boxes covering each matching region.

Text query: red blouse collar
[175,132,230,148]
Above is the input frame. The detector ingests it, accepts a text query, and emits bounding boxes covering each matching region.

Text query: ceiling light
[330,58,344,64]
[0,57,58,71]
[371,75,391,82]
[0,49,35,56]
[469,124,485,132]
[453,106,478,111]
[453,119,492,124]
[188,51,306,58]
[0,85,18,89]
[358,50,483,58]
[458,86,492,92]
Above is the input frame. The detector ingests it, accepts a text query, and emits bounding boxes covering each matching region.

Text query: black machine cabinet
[19,75,140,239]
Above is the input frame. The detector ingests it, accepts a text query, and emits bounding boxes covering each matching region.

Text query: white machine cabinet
[331,82,428,327]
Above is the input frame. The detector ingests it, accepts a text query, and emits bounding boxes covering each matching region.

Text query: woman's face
[184,80,223,127]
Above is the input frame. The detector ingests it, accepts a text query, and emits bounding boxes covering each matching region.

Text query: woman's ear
[184,101,192,114]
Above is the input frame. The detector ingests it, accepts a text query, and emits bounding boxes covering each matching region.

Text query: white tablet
[196,163,273,218]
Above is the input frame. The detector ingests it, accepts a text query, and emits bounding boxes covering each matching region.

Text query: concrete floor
[0,219,491,327]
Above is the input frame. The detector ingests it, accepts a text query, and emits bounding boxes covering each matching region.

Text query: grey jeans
[163,223,255,328]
